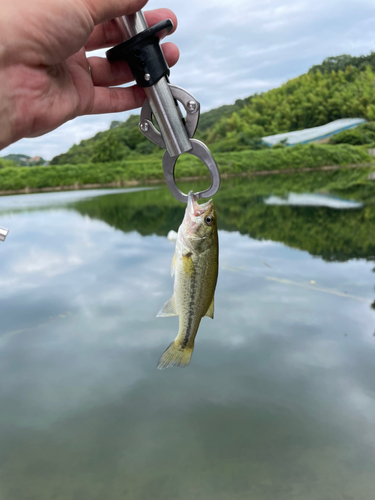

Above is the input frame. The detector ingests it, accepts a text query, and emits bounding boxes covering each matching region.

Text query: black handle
[106,19,173,88]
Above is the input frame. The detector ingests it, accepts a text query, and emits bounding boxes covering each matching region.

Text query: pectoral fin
[205,297,214,319]
[157,296,178,317]
[182,252,194,275]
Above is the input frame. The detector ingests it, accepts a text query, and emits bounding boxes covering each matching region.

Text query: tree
[91,131,126,163]
[110,120,122,129]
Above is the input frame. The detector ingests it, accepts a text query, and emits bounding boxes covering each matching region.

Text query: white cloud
[13,250,83,277]
[1,0,375,160]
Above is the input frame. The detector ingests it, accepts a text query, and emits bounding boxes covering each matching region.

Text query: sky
[2,0,375,160]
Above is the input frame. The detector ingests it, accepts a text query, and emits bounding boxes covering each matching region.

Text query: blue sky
[2,0,375,160]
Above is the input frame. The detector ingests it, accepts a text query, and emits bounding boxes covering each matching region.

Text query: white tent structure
[262,118,366,147]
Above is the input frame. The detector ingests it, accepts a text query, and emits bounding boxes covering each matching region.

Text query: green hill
[48,52,375,165]
[205,61,375,148]
[1,154,46,167]
[3,154,31,166]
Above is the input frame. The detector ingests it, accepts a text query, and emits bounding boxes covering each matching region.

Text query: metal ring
[162,139,221,203]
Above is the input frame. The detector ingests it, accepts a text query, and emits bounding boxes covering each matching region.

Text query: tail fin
[157,341,194,369]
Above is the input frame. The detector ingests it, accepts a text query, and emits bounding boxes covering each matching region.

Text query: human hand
[0,0,179,150]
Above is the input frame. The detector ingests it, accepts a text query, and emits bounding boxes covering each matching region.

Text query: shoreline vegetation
[0,161,374,196]
[0,144,373,195]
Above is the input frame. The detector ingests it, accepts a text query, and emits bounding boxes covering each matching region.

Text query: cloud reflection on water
[0,185,374,499]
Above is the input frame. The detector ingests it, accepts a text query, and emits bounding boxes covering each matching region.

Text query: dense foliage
[309,53,375,74]
[195,98,250,132]
[205,65,375,144]
[329,121,375,145]
[0,157,17,168]
[47,52,375,164]
[49,115,157,166]
[0,144,370,192]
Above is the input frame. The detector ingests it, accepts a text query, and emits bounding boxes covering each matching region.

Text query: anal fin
[157,296,178,317]
[205,297,214,319]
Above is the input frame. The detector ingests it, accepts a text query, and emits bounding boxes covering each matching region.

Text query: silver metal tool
[108,11,220,203]
[0,226,9,242]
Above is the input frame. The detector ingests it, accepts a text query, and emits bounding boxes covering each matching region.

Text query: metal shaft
[115,12,192,157]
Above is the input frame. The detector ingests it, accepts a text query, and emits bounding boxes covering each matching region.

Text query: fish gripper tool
[106,11,220,203]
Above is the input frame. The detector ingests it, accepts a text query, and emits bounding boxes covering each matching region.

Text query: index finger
[83,0,149,26]
[85,9,178,51]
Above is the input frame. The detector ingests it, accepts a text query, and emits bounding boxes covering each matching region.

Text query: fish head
[182,191,217,243]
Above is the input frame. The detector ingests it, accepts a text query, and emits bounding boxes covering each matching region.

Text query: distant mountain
[3,154,46,166]
[50,52,375,164]
[3,154,30,166]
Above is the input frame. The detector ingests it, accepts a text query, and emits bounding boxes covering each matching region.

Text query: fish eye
[205,216,213,226]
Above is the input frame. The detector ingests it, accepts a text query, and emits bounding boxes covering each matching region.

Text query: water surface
[0,173,374,500]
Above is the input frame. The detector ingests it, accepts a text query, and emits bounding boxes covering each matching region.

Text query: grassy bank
[0,144,372,193]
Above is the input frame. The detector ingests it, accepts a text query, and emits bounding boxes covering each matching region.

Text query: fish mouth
[187,190,213,217]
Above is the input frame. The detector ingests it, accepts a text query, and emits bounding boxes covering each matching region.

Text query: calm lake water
[0,173,374,500]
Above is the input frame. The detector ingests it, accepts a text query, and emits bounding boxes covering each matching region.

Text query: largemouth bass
[157,191,219,369]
